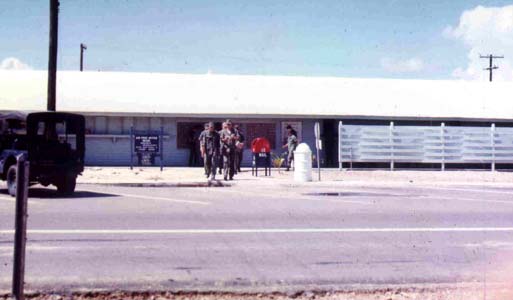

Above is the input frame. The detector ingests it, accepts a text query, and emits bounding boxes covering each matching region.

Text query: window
[36,121,77,150]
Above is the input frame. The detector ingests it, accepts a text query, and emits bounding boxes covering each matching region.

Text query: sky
[1,0,513,81]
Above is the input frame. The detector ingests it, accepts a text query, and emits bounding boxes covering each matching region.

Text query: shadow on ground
[0,188,119,199]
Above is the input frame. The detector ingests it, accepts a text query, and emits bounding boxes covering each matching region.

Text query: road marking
[113,192,210,205]
[2,227,513,235]
[465,241,513,249]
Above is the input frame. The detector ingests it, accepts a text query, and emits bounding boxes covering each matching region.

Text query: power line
[480,54,504,82]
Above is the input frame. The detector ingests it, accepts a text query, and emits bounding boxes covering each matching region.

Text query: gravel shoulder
[1,285,512,300]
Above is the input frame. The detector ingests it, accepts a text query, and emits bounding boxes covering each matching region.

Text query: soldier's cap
[286,125,293,129]
[207,122,214,127]
[225,119,232,125]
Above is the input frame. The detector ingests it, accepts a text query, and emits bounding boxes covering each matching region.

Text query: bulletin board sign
[134,135,160,153]
[130,127,164,170]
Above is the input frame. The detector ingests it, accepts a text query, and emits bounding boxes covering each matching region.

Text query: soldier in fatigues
[220,119,239,181]
[282,125,298,171]
[200,122,220,180]
[218,122,227,175]
[198,123,209,175]
[234,124,245,173]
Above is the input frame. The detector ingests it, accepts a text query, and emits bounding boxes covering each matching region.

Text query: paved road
[1,178,513,292]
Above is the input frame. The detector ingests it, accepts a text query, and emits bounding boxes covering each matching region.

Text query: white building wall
[85,136,130,165]
[80,115,321,167]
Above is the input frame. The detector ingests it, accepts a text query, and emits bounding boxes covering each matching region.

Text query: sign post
[160,126,164,171]
[314,122,321,181]
[130,126,134,170]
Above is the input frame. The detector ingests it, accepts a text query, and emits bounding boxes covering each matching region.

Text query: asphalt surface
[1,176,513,293]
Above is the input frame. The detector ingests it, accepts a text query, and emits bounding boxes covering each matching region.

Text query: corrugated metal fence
[338,122,513,171]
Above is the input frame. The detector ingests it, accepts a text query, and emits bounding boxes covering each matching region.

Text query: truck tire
[6,165,17,197]
[57,174,76,195]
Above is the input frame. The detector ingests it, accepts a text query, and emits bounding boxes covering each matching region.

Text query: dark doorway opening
[322,119,338,167]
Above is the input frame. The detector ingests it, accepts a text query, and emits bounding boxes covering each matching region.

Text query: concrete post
[12,155,29,300]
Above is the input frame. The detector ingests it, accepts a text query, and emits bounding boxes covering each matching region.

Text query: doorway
[322,119,338,167]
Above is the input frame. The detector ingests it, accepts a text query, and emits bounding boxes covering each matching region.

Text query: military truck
[0,111,85,196]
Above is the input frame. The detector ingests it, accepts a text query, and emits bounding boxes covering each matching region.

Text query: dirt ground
[2,287,513,300]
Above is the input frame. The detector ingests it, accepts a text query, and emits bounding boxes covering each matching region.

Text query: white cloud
[380,57,424,73]
[0,57,32,70]
[445,5,513,81]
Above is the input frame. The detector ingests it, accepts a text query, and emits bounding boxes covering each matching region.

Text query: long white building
[1,70,513,167]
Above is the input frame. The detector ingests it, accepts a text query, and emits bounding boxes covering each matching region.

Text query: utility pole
[47,0,59,111]
[80,43,87,71]
[480,54,504,82]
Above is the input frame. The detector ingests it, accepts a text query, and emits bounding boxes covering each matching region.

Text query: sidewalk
[77,166,513,187]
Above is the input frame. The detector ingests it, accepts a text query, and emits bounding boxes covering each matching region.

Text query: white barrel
[294,143,312,182]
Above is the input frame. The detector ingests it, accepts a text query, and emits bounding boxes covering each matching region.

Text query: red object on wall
[251,138,271,153]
